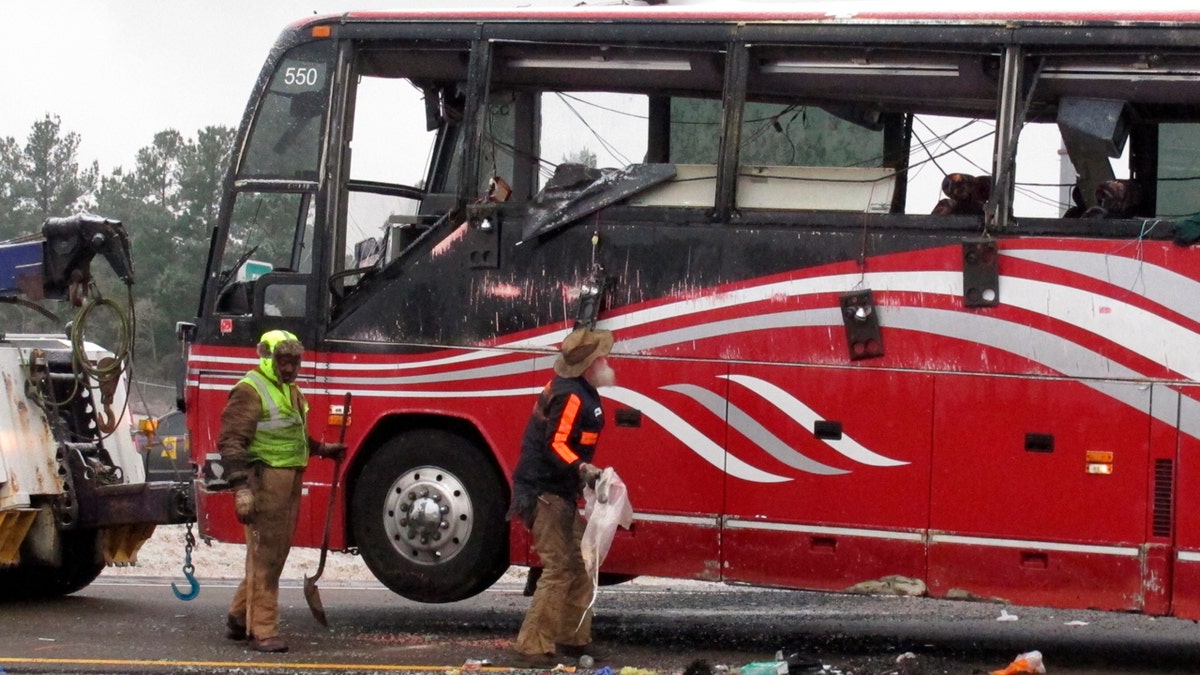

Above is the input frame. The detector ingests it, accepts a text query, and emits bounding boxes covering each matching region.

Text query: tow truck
[0,213,194,599]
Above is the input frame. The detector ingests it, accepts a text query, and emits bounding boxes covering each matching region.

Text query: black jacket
[511,375,605,522]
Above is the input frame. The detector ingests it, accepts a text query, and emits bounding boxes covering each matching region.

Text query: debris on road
[991,650,1045,675]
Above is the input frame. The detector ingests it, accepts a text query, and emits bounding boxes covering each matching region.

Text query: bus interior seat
[628,164,896,213]
[931,173,990,215]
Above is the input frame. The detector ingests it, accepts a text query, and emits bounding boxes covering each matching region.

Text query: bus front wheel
[351,429,509,603]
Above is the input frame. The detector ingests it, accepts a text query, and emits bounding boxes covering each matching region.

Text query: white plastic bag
[574,467,633,631]
[581,467,633,579]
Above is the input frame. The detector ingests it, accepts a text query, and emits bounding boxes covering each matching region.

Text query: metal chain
[183,521,196,575]
[171,521,200,600]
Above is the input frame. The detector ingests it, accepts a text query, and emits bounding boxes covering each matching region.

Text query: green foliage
[562,146,598,168]
[0,114,98,239]
[0,116,234,397]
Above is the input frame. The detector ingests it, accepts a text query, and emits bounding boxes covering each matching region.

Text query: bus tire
[0,528,104,601]
[351,429,509,603]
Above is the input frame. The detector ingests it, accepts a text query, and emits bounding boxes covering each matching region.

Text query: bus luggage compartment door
[720,364,934,591]
[929,374,1159,612]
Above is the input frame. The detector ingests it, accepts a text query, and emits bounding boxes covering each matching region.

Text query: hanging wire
[70,282,135,438]
[553,93,636,167]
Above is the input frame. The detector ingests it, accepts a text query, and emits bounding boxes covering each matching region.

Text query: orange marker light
[1086,450,1114,475]
[328,404,351,428]
[312,25,332,38]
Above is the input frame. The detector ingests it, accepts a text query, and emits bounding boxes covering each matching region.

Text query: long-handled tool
[246,528,257,639]
[304,391,351,627]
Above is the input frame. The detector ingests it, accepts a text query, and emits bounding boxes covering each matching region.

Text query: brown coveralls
[219,376,322,640]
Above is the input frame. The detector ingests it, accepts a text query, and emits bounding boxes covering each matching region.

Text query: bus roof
[297,1,1200,28]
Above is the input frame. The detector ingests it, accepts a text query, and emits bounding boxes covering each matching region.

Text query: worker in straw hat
[217,330,346,653]
[509,326,616,667]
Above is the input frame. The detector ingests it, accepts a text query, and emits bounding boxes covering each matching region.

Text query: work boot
[225,614,247,641]
[249,635,289,653]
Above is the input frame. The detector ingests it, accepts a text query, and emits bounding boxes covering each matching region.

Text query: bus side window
[254,272,308,318]
[216,192,314,317]
[744,46,1001,216]
[1156,123,1200,219]
[536,91,649,191]
[730,101,897,214]
[340,75,440,291]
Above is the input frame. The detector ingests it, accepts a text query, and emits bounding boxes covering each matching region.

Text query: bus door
[929,375,1158,612]
[192,35,346,546]
[721,363,934,591]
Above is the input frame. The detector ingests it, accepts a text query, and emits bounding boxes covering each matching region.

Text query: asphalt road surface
[2,575,1200,675]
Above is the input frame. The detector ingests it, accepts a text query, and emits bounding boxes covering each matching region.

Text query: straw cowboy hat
[553,328,614,378]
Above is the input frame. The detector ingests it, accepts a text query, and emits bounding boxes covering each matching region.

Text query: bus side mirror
[175,322,195,412]
[175,321,196,343]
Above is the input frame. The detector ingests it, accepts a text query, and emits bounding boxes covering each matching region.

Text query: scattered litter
[780,651,824,673]
[37,637,55,642]
[996,609,1019,622]
[619,668,657,675]
[462,659,488,670]
[553,665,577,673]
[595,667,613,675]
[740,661,787,675]
[1064,620,1090,626]
[895,652,917,663]
[991,650,1045,675]
[843,574,927,596]
[579,655,595,668]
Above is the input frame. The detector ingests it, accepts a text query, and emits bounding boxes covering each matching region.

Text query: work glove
[234,488,255,525]
[316,442,347,460]
[578,462,602,488]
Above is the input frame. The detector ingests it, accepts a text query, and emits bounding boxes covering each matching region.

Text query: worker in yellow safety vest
[217,330,345,653]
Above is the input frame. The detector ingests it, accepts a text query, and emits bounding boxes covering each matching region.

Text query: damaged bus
[181,5,1200,616]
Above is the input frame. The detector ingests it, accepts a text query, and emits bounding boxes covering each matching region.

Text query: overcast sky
[1,0,1071,215]
[0,0,576,174]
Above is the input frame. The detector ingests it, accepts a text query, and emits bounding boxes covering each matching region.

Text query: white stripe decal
[317,343,556,371]
[197,256,1200,386]
[606,268,1200,381]
[1004,248,1200,322]
[1178,551,1200,563]
[722,374,908,467]
[195,267,1200,390]
[194,380,786,483]
[633,512,720,527]
[932,533,1138,557]
[725,518,923,542]
[581,514,1145,559]
[603,386,790,484]
[1003,276,1200,381]
[197,382,542,399]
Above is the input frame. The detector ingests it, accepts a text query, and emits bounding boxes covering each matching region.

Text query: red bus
[182,4,1200,616]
